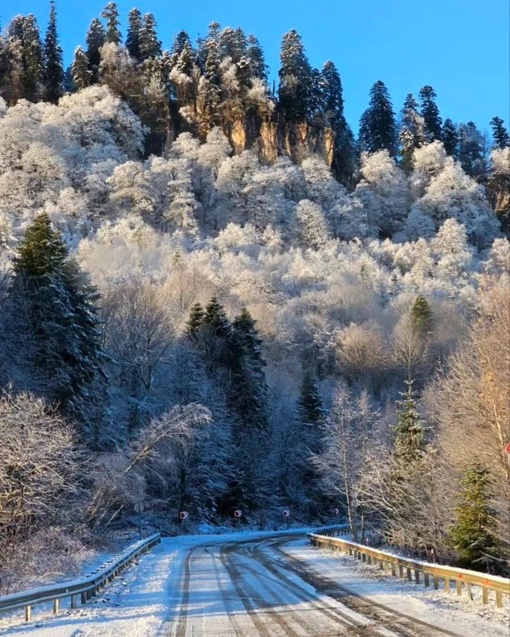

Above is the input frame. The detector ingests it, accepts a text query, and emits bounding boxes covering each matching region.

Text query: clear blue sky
[2,0,509,134]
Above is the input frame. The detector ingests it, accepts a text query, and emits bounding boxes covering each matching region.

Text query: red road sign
[179,511,189,520]
[506,442,510,453]
[282,509,290,518]
[234,510,243,519]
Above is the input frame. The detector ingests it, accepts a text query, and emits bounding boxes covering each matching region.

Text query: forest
[0,2,509,592]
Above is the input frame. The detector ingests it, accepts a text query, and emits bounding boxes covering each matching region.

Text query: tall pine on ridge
[359,80,397,156]
[43,0,64,103]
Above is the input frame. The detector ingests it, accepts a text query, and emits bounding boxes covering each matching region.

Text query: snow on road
[0,529,508,637]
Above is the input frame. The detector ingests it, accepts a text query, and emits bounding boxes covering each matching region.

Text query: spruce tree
[203,296,232,340]
[72,46,92,89]
[10,214,108,447]
[43,0,64,103]
[393,380,426,463]
[458,121,485,178]
[85,17,106,82]
[9,14,44,102]
[298,373,324,425]
[139,14,162,61]
[442,118,458,157]
[102,2,121,45]
[490,116,510,149]
[126,8,143,60]
[419,85,442,141]
[278,30,313,123]
[359,80,397,156]
[246,35,267,82]
[186,302,205,339]
[399,93,426,171]
[410,295,433,338]
[449,464,500,572]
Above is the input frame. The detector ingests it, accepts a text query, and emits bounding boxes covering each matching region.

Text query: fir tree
[85,17,106,82]
[278,30,313,123]
[186,302,205,339]
[102,2,121,45]
[490,116,510,149]
[419,85,442,141]
[126,8,143,60]
[9,14,44,102]
[139,14,162,61]
[43,0,64,103]
[203,296,232,340]
[173,31,192,57]
[449,464,501,572]
[458,121,485,178]
[393,380,426,463]
[72,46,92,90]
[359,80,397,156]
[442,118,458,157]
[298,373,324,425]
[246,35,267,82]
[410,295,433,338]
[219,26,247,65]
[399,93,426,171]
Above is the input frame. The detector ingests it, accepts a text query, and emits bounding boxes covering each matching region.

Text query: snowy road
[2,531,508,637]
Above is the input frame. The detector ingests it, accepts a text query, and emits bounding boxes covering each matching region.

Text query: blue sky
[1,0,509,134]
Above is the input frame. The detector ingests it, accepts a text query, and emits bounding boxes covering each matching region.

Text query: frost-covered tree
[102,2,122,45]
[125,8,143,61]
[278,30,313,123]
[399,93,426,171]
[85,17,106,82]
[441,118,458,157]
[72,46,92,89]
[359,80,397,156]
[419,85,442,141]
[139,14,162,61]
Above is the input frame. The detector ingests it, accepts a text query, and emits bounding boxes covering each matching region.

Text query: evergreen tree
[185,302,205,339]
[359,80,397,156]
[410,295,433,338]
[85,17,106,82]
[43,0,64,103]
[490,116,510,149]
[219,26,247,65]
[126,8,143,60]
[399,93,426,171]
[442,118,458,157]
[139,14,162,61]
[393,380,426,463]
[298,373,324,425]
[458,121,485,178]
[246,35,267,82]
[419,85,442,141]
[72,46,92,90]
[9,214,107,446]
[102,2,121,45]
[449,464,501,572]
[278,30,313,123]
[8,14,44,102]
[203,296,232,340]
[173,30,192,57]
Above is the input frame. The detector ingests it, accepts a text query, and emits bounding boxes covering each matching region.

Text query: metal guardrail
[309,532,510,608]
[0,532,161,622]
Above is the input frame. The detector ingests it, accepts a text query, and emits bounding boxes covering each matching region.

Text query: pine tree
[359,80,397,156]
[219,26,247,65]
[490,116,510,149]
[72,46,92,90]
[9,14,44,102]
[278,30,313,123]
[126,8,143,60]
[449,464,500,572]
[393,380,426,463]
[410,295,433,338]
[85,17,106,82]
[43,0,64,103]
[246,35,267,82]
[102,2,121,45]
[203,296,232,340]
[442,118,458,157]
[186,302,205,339]
[458,121,485,178]
[419,85,442,141]
[9,214,108,448]
[399,93,426,171]
[139,14,162,61]
[298,373,324,425]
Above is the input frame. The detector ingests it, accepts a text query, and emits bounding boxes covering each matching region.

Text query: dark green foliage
[139,14,162,61]
[102,2,121,45]
[458,121,485,178]
[10,214,107,447]
[8,14,44,102]
[85,17,105,82]
[298,374,323,425]
[393,380,426,463]
[278,30,313,123]
[203,296,232,340]
[442,118,458,157]
[246,35,267,82]
[399,93,426,171]
[419,85,442,141]
[410,295,433,338]
[359,80,397,156]
[219,27,247,65]
[43,1,64,103]
[185,302,205,339]
[449,464,501,572]
[72,46,91,90]
[126,8,143,60]
[490,116,509,149]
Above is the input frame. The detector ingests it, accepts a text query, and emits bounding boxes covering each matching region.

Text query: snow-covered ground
[0,530,508,637]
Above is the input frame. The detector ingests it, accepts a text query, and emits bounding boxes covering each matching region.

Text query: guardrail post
[406,567,412,581]
[466,584,473,601]
[456,579,462,596]
[25,605,32,622]
[81,592,87,604]
[445,577,451,593]
[496,590,503,608]
[398,565,404,578]
[391,563,396,576]
[71,595,78,609]
[53,598,60,614]
[482,587,488,604]
[433,576,439,590]
[414,570,420,584]
[424,573,430,587]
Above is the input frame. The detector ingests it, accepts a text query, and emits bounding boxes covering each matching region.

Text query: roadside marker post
[283,509,291,529]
